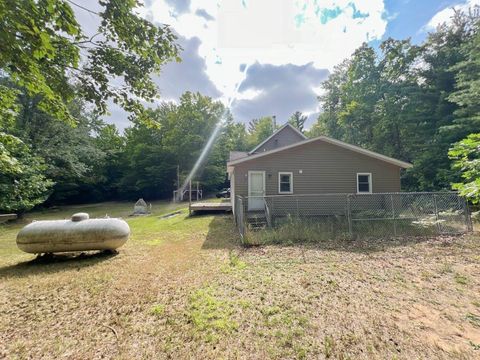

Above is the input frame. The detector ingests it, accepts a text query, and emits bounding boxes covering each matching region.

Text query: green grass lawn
[1,201,480,359]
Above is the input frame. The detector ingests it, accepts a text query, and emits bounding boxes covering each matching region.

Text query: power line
[66,0,100,16]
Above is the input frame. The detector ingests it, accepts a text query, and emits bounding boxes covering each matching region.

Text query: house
[227,123,412,213]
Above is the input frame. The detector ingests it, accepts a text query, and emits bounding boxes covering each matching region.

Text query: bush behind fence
[234,192,473,242]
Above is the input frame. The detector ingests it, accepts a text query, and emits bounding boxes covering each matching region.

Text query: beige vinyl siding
[252,126,305,153]
[233,140,401,198]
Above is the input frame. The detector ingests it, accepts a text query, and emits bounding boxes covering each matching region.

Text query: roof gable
[229,135,413,169]
[249,123,307,154]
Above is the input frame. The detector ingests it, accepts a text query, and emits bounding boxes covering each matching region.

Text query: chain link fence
[234,192,472,241]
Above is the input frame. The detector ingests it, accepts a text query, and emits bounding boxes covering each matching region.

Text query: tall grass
[243,215,447,246]
[244,216,350,246]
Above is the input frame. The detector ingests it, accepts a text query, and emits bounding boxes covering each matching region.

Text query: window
[278,172,293,194]
[357,173,372,193]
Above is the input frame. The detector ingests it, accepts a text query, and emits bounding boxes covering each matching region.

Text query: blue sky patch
[318,6,343,24]
[294,13,307,27]
[348,2,369,20]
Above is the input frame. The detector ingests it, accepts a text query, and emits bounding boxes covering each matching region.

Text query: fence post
[463,197,473,232]
[347,194,353,239]
[390,194,397,236]
[272,196,275,227]
[242,197,246,240]
[296,198,300,219]
[433,194,441,234]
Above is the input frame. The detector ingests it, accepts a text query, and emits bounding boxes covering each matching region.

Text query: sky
[73,0,480,130]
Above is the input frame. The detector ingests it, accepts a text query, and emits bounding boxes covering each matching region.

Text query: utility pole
[188,179,192,216]
[177,165,180,190]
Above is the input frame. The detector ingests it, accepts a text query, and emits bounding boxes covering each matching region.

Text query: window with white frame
[357,173,372,193]
[278,172,293,194]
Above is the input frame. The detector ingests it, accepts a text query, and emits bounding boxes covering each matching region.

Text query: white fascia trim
[229,136,413,169]
[248,123,307,154]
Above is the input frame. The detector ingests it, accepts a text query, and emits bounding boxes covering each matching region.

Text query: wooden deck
[0,213,17,223]
[189,201,232,213]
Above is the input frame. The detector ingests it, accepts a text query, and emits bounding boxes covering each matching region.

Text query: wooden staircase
[246,212,267,230]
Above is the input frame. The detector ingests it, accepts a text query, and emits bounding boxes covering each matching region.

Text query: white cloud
[425,0,480,30]
[140,0,388,104]
[232,62,329,125]
[234,88,264,101]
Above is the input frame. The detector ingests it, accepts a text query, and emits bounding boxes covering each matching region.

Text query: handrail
[264,198,272,228]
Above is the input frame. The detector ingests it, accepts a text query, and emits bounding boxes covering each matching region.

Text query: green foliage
[0,0,179,124]
[12,91,112,203]
[288,111,307,132]
[0,0,179,210]
[150,304,166,316]
[0,84,21,175]
[0,133,52,213]
[449,133,480,204]
[247,116,276,148]
[120,92,243,198]
[447,17,480,133]
[447,18,480,204]
[188,286,238,343]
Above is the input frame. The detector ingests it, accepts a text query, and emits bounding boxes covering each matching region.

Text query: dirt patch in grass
[1,203,480,359]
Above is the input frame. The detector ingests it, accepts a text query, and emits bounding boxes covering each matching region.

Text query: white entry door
[248,171,265,211]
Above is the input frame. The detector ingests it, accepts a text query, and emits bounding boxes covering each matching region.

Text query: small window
[278,172,293,194]
[357,173,372,193]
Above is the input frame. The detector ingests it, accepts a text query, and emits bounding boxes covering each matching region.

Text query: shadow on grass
[201,214,241,250]
[0,250,118,279]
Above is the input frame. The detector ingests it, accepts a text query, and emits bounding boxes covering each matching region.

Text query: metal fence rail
[234,192,472,240]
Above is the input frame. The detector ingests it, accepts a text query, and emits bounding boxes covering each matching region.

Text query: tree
[91,124,126,199]
[288,111,307,132]
[448,133,480,204]
[247,116,276,148]
[448,13,480,137]
[404,10,478,190]
[0,0,180,125]
[120,92,234,198]
[12,92,107,203]
[309,60,349,139]
[0,133,52,214]
[0,84,20,174]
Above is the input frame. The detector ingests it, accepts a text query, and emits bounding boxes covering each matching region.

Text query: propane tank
[16,213,130,254]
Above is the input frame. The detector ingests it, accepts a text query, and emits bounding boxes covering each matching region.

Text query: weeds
[324,335,336,358]
[466,313,480,327]
[187,286,238,342]
[455,273,468,285]
[469,341,480,350]
[221,250,247,273]
[150,304,165,316]
[245,217,349,246]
